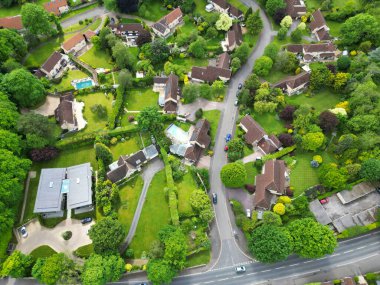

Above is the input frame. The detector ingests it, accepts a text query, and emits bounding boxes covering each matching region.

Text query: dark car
[212,193,217,204]
[225,133,232,142]
[238,83,243,89]
[81,217,92,224]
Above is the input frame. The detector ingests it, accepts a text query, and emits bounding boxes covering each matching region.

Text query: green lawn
[0,229,13,262]
[63,18,102,34]
[50,69,88,92]
[79,47,114,69]
[227,0,248,12]
[0,0,50,17]
[118,176,144,233]
[186,249,211,267]
[252,112,285,135]
[326,20,341,38]
[244,162,258,185]
[60,3,99,21]
[176,171,197,217]
[172,57,209,73]
[203,110,221,145]
[133,0,168,21]
[110,138,141,160]
[73,244,94,258]
[262,70,289,84]
[30,245,57,258]
[286,89,342,113]
[125,88,159,111]
[289,151,337,197]
[129,170,170,258]
[76,92,113,133]
[23,146,97,223]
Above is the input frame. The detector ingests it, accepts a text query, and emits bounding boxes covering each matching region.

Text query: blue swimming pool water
[76,80,93,89]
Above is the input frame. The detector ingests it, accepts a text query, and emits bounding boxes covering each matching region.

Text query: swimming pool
[165,124,189,144]
[76,80,94,90]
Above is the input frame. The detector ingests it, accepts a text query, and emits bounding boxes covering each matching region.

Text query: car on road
[234,99,239,106]
[238,83,243,89]
[376,187,380,194]
[224,145,228,151]
[81,217,92,224]
[320,197,329,204]
[20,226,28,238]
[246,209,251,218]
[225,133,232,142]
[212,193,217,204]
[235,266,246,273]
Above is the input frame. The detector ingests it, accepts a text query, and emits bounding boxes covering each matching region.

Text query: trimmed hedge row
[109,88,125,129]
[161,147,180,226]
[55,126,138,150]
[337,222,380,239]
[262,145,297,162]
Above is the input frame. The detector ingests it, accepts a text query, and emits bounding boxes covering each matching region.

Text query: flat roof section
[66,163,92,209]
[309,199,332,225]
[337,181,379,204]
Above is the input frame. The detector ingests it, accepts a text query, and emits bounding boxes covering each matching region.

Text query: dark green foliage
[337,56,351,71]
[95,143,113,166]
[290,28,302,43]
[146,259,176,285]
[246,10,263,35]
[227,139,245,162]
[0,29,27,64]
[95,180,119,216]
[220,161,247,188]
[310,63,332,90]
[21,3,55,36]
[0,92,19,130]
[1,250,34,278]
[190,189,214,224]
[195,108,203,119]
[360,159,380,181]
[266,0,285,16]
[137,106,164,136]
[233,43,251,63]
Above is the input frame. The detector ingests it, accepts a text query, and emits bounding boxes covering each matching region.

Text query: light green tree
[215,13,232,31]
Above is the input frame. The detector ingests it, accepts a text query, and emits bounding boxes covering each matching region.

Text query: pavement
[61,6,106,28]
[178,98,225,121]
[31,96,60,116]
[241,151,263,164]
[16,218,94,259]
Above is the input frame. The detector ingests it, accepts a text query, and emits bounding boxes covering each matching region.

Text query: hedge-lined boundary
[262,145,297,162]
[161,147,180,226]
[55,126,138,150]
[109,88,126,129]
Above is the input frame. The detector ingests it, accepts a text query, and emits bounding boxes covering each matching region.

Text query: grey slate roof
[66,163,92,209]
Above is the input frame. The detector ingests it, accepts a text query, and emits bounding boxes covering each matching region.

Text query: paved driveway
[31,95,60,116]
[17,218,94,258]
[178,98,224,121]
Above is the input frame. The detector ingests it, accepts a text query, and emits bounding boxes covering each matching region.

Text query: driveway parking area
[17,218,94,258]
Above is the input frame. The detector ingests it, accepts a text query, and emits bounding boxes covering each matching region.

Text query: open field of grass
[118,176,144,233]
[0,0,50,17]
[176,171,197,217]
[79,47,114,69]
[203,110,221,145]
[76,92,113,133]
[244,162,258,185]
[128,170,170,257]
[133,0,167,21]
[50,69,88,92]
[30,245,57,258]
[125,88,159,111]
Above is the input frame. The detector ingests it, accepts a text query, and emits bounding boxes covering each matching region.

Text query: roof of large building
[309,199,333,225]
[44,0,68,15]
[273,71,310,90]
[216,52,231,69]
[316,28,330,41]
[229,5,243,18]
[240,115,266,144]
[191,65,232,82]
[185,144,203,163]
[0,15,23,30]
[254,160,286,209]
[165,73,179,102]
[55,100,75,126]
[34,163,92,213]
[285,0,306,18]
[126,150,147,167]
[165,7,182,25]
[62,33,85,51]
[107,163,128,183]
[227,23,243,48]
[190,119,211,148]
[211,0,229,9]
[109,23,145,33]
[286,44,304,53]
[41,52,64,73]
[303,42,336,53]
[310,9,327,31]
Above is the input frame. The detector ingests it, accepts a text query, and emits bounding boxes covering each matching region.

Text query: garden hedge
[262,145,297,162]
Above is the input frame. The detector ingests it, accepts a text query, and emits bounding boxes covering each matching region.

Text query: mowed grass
[50,69,89,92]
[176,171,197,217]
[109,137,141,160]
[125,88,159,111]
[186,249,211,267]
[262,70,290,84]
[244,162,258,185]
[129,170,170,257]
[30,245,57,258]
[289,151,337,197]
[0,0,50,17]
[23,146,97,223]
[203,110,221,144]
[63,18,102,34]
[286,89,342,113]
[252,112,285,135]
[76,92,113,133]
[118,176,144,233]
[133,0,168,21]
[79,47,114,69]
[172,57,209,74]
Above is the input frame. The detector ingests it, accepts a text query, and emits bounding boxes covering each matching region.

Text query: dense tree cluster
[220,161,247,188]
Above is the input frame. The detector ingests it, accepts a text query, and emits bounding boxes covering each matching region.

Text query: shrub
[220,161,247,188]
[195,108,203,119]
[62,231,72,240]
[262,145,297,162]
[125,263,132,272]
[29,147,59,162]
[277,196,291,204]
[273,203,285,215]
[313,155,323,164]
[125,248,134,258]
[128,116,135,122]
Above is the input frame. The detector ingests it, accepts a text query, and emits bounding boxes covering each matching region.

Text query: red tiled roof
[191,66,231,83]
[190,119,211,148]
[62,33,85,51]
[216,52,231,69]
[44,0,68,15]
[240,115,266,145]
[310,9,327,31]
[165,7,182,25]
[0,15,23,30]
[41,51,63,73]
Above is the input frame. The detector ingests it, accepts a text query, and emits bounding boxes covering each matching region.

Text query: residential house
[0,15,23,30]
[190,52,232,83]
[44,0,69,16]
[153,74,181,114]
[61,30,96,54]
[309,9,330,41]
[184,119,211,164]
[109,23,148,46]
[228,5,244,20]
[107,145,158,183]
[34,163,93,216]
[286,42,338,63]
[285,0,306,19]
[273,71,310,96]
[152,8,183,38]
[55,93,77,131]
[342,277,356,285]
[222,22,243,51]
[210,0,244,19]
[253,160,288,210]
[40,51,69,79]
[239,115,282,154]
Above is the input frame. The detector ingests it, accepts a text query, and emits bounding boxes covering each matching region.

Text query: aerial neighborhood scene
[0,0,380,283]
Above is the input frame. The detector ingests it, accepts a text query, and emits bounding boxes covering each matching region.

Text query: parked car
[238,83,243,89]
[235,266,246,273]
[246,209,251,218]
[212,193,217,204]
[224,145,228,151]
[234,99,239,106]
[320,197,329,204]
[20,226,28,238]
[376,187,380,194]
[225,133,232,142]
[81,217,92,224]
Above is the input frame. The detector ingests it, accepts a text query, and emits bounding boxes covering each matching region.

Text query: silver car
[235,266,246,273]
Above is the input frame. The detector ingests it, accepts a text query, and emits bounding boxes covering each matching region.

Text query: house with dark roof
[285,0,306,19]
[185,119,211,164]
[55,93,77,131]
[61,30,95,54]
[44,0,69,16]
[0,15,23,30]
[273,71,310,96]
[222,23,243,51]
[107,145,158,183]
[40,51,69,79]
[253,160,289,210]
[190,53,232,83]
[210,0,244,19]
[286,42,338,63]
[309,9,330,41]
[34,163,93,216]
[152,8,183,38]
[109,23,148,46]
[153,74,181,114]
[239,115,282,155]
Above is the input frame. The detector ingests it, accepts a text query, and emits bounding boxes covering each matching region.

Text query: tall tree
[253,56,273,77]
[1,250,34,278]
[146,259,176,285]
[0,92,19,130]
[0,129,21,154]
[318,111,339,133]
[215,13,233,31]
[137,106,164,137]
[0,29,27,64]
[246,10,263,35]
[265,0,285,16]
[188,37,207,58]
[190,189,214,223]
[288,218,337,258]
[220,161,247,188]
[117,0,138,13]
[163,230,188,270]
[360,159,380,181]
[21,3,54,36]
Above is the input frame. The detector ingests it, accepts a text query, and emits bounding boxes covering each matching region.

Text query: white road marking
[344,249,354,253]
[289,263,299,266]
[261,269,270,272]
[275,266,285,269]
[303,260,313,263]
[356,246,366,250]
